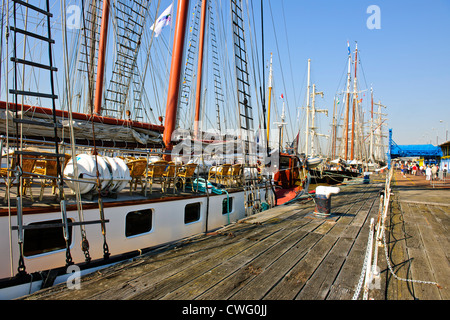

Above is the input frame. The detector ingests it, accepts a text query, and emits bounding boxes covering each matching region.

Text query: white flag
[150,4,173,37]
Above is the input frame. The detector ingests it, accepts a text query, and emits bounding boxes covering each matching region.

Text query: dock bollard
[363,172,372,184]
[314,186,340,216]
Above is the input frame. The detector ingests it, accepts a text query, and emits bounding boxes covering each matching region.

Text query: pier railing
[353,166,393,300]
[353,165,439,300]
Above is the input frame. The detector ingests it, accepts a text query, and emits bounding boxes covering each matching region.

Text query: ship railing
[0,136,270,201]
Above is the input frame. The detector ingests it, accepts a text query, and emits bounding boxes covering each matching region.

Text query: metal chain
[355,166,439,301]
[382,167,439,288]
[81,236,91,263]
[382,224,439,287]
[352,222,374,300]
[65,246,73,266]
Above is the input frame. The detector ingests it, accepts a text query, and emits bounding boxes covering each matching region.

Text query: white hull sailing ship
[0,0,308,299]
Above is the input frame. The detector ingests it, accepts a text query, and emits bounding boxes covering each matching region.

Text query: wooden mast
[305,59,311,158]
[350,100,356,159]
[266,53,273,144]
[163,0,190,154]
[343,42,351,160]
[331,96,337,159]
[94,0,111,115]
[370,86,374,162]
[193,0,208,139]
[311,84,316,155]
[350,42,358,160]
[279,97,286,151]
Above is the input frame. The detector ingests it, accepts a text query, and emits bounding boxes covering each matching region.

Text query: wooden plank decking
[20,170,450,301]
[22,178,385,300]
[385,171,450,300]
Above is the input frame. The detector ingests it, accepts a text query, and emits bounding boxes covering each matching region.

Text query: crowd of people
[394,161,448,181]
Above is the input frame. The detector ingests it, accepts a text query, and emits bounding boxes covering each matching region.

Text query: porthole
[23,219,73,257]
[185,202,201,224]
[222,197,233,215]
[126,209,153,237]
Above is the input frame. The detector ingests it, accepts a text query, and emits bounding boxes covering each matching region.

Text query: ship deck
[18,171,450,301]
[0,179,244,213]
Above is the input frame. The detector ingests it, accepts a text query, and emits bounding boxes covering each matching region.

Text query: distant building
[390,143,442,166]
[438,140,450,173]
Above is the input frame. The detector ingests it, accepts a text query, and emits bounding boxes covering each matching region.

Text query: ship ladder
[8,0,108,277]
[8,0,76,273]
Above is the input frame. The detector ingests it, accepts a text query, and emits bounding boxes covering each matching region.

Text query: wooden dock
[20,171,449,301]
[385,170,450,300]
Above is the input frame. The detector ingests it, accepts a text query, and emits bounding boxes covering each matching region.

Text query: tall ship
[0,0,309,299]
[305,41,389,185]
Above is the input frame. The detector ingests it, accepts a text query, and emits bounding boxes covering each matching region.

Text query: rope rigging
[61,0,91,263]
[0,0,297,287]
[267,0,293,145]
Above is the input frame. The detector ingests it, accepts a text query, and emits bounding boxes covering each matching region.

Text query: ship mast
[93,0,110,115]
[193,0,208,139]
[370,86,374,162]
[343,42,352,160]
[274,97,286,153]
[305,59,311,157]
[163,0,190,153]
[331,96,337,159]
[310,84,326,157]
[350,42,358,160]
[373,101,387,161]
[266,53,273,145]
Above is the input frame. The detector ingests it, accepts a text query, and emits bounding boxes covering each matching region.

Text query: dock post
[313,186,340,216]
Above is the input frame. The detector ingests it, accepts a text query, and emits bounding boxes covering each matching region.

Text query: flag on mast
[347,40,351,55]
[150,4,173,37]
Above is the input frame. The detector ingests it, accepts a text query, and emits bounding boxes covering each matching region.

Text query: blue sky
[261,0,450,146]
